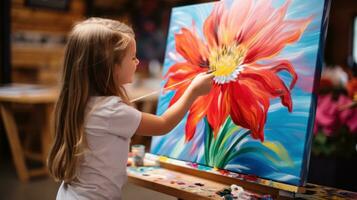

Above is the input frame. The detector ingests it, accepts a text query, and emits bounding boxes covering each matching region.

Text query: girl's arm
[135,73,214,136]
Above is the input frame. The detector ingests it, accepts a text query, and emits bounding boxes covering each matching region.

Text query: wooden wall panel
[11,0,85,85]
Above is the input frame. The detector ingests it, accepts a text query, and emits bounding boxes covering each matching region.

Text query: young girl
[47,17,214,200]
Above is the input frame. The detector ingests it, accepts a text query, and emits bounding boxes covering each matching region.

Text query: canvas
[150,0,329,186]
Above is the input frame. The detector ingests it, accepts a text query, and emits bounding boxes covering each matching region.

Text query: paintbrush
[130,70,215,103]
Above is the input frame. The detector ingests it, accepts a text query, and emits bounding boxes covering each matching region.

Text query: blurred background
[0,0,356,199]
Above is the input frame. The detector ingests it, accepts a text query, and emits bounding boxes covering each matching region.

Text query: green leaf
[213,118,232,158]
[204,118,213,165]
[219,130,250,167]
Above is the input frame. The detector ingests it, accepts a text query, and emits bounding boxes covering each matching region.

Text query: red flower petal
[238,79,272,139]
[250,60,298,90]
[206,84,231,137]
[164,62,203,90]
[164,63,206,107]
[203,3,224,49]
[235,0,312,63]
[175,28,209,66]
[224,0,252,44]
[239,0,288,44]
[244,17,312,63]
[168,80,191,107]
[185,94,215,142]
[236,0,276,44]
[229,81,267,141]
[240,67,293,112]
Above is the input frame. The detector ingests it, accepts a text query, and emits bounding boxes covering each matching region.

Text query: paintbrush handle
[130,90,160,103]
[130,70,215,103]
[130,77,194,103]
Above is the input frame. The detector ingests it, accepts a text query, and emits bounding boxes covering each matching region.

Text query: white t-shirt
[56,96,142,200]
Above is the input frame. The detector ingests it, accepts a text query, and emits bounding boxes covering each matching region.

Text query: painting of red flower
[164,0,312,142]
[151,0,329,186]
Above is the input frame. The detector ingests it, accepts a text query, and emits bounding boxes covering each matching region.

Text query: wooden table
[0,81,160,182]
[0,84,58,182]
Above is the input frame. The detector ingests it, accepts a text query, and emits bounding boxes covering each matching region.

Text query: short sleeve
[108,101,142,139]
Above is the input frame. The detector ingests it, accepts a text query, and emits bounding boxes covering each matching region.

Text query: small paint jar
[131,144,145,167]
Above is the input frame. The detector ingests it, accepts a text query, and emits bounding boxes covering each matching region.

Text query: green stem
[204,118,212,165]
[217,130,250,168]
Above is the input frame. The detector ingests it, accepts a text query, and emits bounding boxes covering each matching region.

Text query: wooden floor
[0,158,176,200]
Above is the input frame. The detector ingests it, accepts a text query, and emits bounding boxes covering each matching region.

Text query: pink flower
[315,94,357,136]
[314,94,339,136]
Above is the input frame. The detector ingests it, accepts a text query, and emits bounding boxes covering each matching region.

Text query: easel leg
[0,103,29,182]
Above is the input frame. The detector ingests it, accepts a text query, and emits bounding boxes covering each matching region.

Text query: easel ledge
[127,156,271,199]
[147,154,304,196]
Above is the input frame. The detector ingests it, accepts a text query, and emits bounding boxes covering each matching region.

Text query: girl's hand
[188,72,214,97]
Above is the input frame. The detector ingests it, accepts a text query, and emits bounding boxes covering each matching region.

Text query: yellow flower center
[208,44,247,84]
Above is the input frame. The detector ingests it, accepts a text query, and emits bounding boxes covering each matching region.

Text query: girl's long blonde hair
[47,17,134,183]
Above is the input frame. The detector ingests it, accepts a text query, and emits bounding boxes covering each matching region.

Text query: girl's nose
[136,58,140,65]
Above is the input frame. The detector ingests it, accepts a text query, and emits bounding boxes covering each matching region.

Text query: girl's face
[115,39,139,85]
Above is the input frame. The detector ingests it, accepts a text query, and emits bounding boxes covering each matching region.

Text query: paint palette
[127,166,271,199]
[128,166,224,199]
